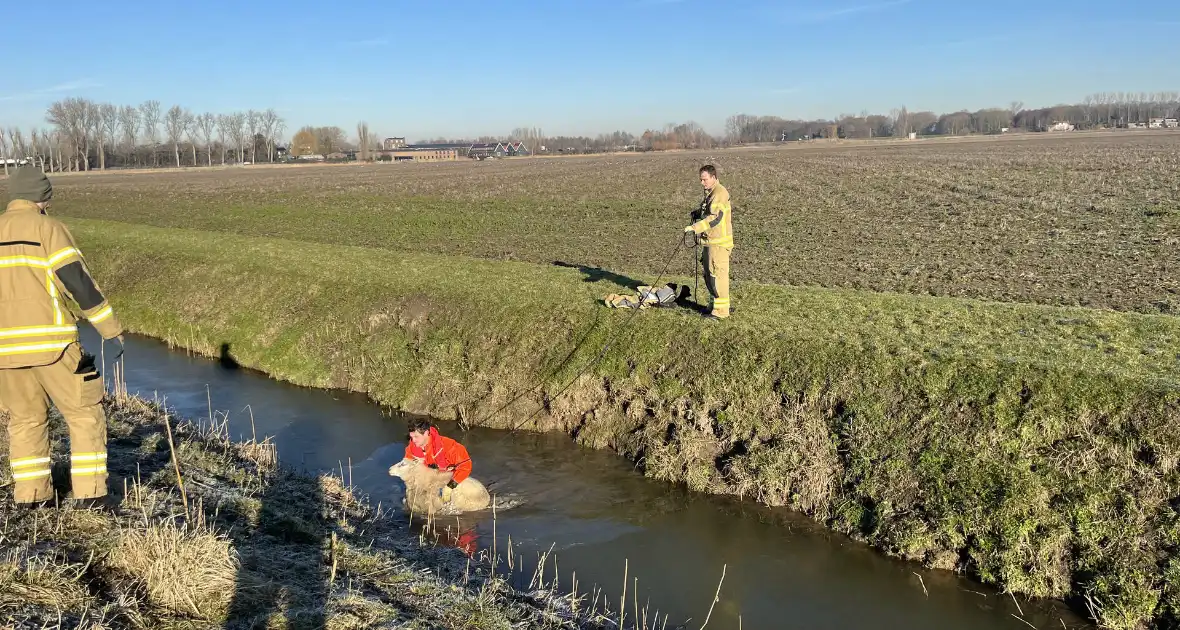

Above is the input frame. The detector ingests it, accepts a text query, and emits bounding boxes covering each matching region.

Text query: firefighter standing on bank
[0,166,124,508]
[685,164,734,319]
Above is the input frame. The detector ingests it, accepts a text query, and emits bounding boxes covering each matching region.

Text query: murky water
[81,325,1091,630]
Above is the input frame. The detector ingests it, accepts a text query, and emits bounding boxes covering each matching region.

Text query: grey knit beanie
[8,166,53,203]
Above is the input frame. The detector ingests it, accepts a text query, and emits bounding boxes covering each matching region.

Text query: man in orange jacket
[404,418,473,503]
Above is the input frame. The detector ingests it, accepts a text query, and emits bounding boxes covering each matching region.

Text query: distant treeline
[0,97,287,174]
[484,91,1180,153]
[2,91,1177,172]
[723,91,1180,145]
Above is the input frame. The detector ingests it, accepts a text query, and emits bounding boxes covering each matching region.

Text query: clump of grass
[106,520,238,618]
[0,551,93,614]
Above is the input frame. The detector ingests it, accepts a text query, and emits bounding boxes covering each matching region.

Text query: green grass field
[7,131,1180,629]
[50,132,1180,314]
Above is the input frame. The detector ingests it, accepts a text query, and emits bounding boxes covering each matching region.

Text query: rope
[684,229,700,309]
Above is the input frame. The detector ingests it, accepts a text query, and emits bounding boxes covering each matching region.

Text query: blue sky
[1,0,1176,141]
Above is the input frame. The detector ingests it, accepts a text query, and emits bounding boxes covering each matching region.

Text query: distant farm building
[379,147,459,162]
[1167,118,1179,128]
[376,137,531,161]
[1048,121,1075,132]
[468,142,530,159]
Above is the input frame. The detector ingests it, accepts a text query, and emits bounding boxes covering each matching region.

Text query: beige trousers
[701,246,731,318]
[1,342,108,503]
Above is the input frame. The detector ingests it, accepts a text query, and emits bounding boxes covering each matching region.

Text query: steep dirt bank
[72,218,1180,630]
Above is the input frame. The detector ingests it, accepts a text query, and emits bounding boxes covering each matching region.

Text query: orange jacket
[405,426,472,484]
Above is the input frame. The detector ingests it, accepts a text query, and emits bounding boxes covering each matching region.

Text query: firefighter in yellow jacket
[684,165,734,319]
[0,166,124,508]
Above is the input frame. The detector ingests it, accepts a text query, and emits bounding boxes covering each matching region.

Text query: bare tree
[85,101,105,169]
[28,129,41,170]
[260,108,280,162]
[81,101,100,171]
[39,129,54,172]
[99,103,119,169]
[43,129,56,170]
[197,113,216,166]
[1008,101,1023,127]
[46,99,85,170]
[228,112,247,163]
[892,106,911,136]
[184,111,199,166]
[272,117,286,162]
[246,110,261,163]
[119,105,140,166]
[0,129,8,175]
[356,121,372,161]
[216,114,231,165]
[164,105,187,168]
[11,128,28,162]
[140,100,161,167]
[35,129,52,171]
[46,129,61,172]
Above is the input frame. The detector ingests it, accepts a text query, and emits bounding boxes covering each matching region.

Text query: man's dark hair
[699,164,717,177]
[408,418,432,434]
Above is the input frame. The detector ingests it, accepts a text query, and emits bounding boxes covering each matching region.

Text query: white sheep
[387,457,492,517]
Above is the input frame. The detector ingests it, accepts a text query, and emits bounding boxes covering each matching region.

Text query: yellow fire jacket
[689,182,734,249]
[0,200,123,368]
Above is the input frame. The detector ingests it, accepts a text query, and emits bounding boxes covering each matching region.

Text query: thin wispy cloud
[1102,18,1180,27]
[942,32,1014,48]
[345,38,389,47]
[786,0,913,24]
[0,78,101,103]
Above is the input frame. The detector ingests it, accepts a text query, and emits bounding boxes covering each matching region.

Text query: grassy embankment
[60,216,1180,630]
[14,135,1180,629]
[0,393,624,629]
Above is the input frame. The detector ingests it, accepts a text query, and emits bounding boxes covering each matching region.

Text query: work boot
[67,495,115,511]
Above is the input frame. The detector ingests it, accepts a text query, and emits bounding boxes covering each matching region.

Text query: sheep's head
[387,457,416,479]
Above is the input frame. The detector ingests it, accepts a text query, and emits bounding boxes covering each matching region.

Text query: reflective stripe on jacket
[0,200,123,368]
[404,426,473,484]
[690,182,734,250]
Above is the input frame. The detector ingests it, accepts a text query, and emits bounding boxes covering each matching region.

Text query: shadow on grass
[221,466,328,629]
[552,260,644,291]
